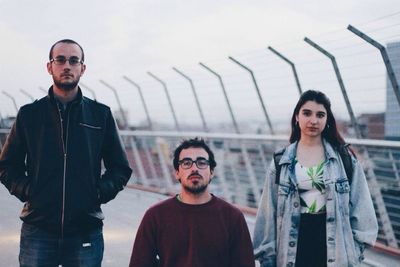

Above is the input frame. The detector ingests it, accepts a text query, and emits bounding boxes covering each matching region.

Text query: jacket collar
[279,138,338,165]
[47,86,84,106]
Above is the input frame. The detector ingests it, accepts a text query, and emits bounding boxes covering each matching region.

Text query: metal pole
[172,67,209,132]
[99,80,150,183]
[155,138,174,190]
[213,145,233,202]
[347,24,400,109]
[38,86,47,94]
[175,65,236,198]
[228,56,274,134]
[2,91,19,114]
[20,89,35,101]
[199,62,240,134]
[79,82,97,100]
[304,37,362,139]
[306,34,399,249]
[0,112,3,147]
[147,72,181,131]
[122,76,158,180]
[199,63,262,204]
[268,46,303,95]
[99,80,128,129]
[123,76,153,130]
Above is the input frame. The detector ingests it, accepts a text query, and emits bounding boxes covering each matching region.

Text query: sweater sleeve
[129,209,159,267]
[230,211,256,267]
[252,160,278,267]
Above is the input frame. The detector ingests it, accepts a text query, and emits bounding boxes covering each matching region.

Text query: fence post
[172,67,209,132]
[147,72,181,131]
[228,56,274,135]
[38,86,47,94]
[268,46,303,95]
[348,25,400,109]
[80,82,97,101]
[199,63,261,204]
[199,62,240,133]
[19,89,34,102]
[99,80,128,129]
[123,76,153,130]
[123,76,158,181]
[305,37,398,249]
[99,80,148,184]
[2,91,19,115]
[304,37,362,139]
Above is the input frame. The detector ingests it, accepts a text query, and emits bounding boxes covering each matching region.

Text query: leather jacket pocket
[79,122,102,130]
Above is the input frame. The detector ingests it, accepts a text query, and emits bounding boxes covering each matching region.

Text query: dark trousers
[19,223,104,267]
[295,213,327,267]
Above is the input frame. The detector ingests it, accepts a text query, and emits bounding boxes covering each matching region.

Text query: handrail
[2,128,400,149]
[119,130,400,149]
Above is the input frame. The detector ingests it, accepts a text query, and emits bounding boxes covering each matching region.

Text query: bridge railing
[1,128,400,252]
[118,130,400,251]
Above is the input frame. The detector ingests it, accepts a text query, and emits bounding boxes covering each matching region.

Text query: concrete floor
[1,186,399,267]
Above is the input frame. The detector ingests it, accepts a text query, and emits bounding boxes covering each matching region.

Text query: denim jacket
[253,140,378,267]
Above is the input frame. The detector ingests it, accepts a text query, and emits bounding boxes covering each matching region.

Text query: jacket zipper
[57,104,71,239]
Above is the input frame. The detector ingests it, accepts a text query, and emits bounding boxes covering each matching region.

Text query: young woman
[253,90,378,267]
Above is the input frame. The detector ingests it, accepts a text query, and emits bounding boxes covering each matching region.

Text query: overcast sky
[0,0,399,132]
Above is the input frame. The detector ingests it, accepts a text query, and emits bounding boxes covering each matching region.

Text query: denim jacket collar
[279,138,338,166]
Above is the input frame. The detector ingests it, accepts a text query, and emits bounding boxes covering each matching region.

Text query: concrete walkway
[0,186,399,266]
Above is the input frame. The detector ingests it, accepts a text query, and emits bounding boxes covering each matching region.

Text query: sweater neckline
[174,194,215,207]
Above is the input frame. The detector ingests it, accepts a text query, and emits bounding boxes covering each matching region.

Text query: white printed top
[295,159,326,213]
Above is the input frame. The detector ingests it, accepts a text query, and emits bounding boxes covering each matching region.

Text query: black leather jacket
[0,87,132,235]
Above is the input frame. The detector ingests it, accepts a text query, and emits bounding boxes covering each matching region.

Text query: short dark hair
[289,90,345,148]
[173,138,217,171]
[49,39,85,62]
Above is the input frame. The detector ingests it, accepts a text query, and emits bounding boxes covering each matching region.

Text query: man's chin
[55,81,79,92]
[183,184,208,194]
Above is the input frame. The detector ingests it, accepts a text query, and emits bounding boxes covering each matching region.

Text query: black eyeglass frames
[178,157,210,169]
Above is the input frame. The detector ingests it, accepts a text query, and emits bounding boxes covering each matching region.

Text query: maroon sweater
[129,195,255,267]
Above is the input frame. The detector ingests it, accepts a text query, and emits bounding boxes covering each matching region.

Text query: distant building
[358,113,385,139]
[385,41,400,140]
[0,116,16,129]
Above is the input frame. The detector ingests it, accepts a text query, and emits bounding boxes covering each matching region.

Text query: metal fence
[95,130,400,250]
[0,16,400,255]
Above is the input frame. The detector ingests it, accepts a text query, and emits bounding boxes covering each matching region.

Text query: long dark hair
[289,90,345,148]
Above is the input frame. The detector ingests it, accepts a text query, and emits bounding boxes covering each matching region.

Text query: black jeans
[295,213,327,267]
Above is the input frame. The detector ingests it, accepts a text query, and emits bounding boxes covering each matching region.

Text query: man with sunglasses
[0,39,132,266]
[129,138,255,267]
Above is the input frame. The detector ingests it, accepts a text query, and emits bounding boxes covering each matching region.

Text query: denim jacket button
[289,241,296,247]
[327,217,335,222]
[293,202,299,208]
[328,259,335,262]
[287,262,293,267]
[328,237,334,241]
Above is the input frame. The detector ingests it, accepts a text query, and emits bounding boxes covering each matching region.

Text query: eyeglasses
[50,56,83,66]
[178,157,210,169]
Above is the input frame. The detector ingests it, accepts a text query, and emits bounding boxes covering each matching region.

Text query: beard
[182,182,209,194]
[180,173,211,194]
[53,75,80,92]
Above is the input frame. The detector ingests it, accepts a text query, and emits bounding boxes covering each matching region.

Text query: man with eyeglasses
[0,39,132,266]
[129,138,255,267]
